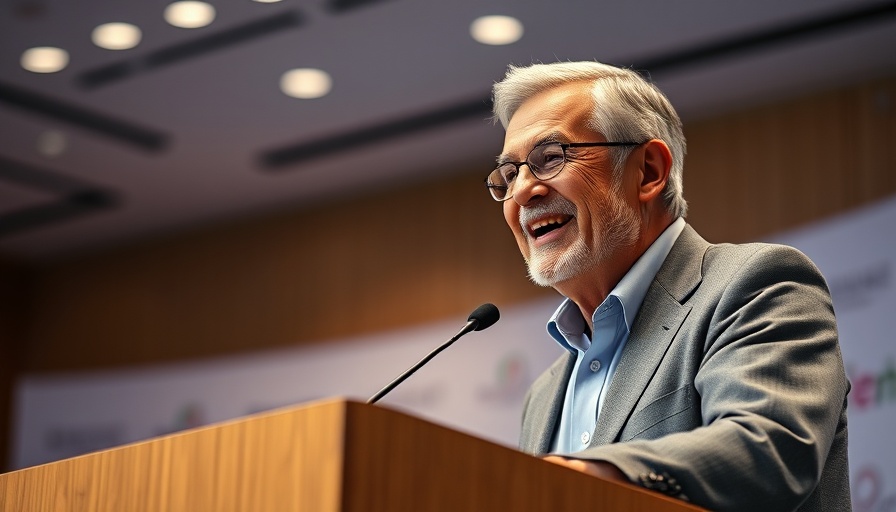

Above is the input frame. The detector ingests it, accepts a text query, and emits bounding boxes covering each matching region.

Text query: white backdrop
[12,295,566,467]
[12,195,896,510]
[767,196,896,512]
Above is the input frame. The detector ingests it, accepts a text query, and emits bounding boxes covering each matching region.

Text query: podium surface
[0,399,705,511]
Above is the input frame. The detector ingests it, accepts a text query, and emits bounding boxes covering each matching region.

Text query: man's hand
[542,456,628,482]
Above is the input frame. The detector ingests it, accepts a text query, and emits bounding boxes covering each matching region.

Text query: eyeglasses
[485,141,644,201]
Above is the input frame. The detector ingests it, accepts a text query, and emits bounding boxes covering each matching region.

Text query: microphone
[366,303,500,404]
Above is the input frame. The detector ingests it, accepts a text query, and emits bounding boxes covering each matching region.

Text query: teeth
[529,216,568,232]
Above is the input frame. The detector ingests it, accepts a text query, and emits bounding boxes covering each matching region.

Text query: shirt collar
[547,217,686,351]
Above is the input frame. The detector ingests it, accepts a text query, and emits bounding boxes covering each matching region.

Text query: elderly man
[486,61,850,511]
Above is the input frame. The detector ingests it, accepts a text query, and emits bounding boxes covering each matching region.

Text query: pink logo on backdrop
[847,359,896,412]
[853,464,896,512]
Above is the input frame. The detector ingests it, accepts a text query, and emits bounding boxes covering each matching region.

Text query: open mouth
[528,214,573,238]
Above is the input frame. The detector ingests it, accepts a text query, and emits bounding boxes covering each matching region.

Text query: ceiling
[2,0,895,261]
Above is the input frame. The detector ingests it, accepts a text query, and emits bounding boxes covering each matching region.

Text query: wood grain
[0,399,348,512]
[0,400,705,512]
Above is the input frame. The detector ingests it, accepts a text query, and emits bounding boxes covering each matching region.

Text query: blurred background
[1,0,895,491]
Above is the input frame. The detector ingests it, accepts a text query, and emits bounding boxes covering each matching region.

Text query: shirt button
[590,360,601,372]
[581,431,591,445]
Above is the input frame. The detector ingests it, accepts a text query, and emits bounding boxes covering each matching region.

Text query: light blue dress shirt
[548,217,686,454]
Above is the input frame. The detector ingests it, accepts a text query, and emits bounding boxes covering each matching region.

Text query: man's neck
[556,214,675,331]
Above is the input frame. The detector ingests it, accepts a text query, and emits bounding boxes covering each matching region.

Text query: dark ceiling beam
[327,0,395,14]
[0,157,117,239]
[0,155,101,194]
[79,10,304,89]
[628,0,896,73]
[260,97,492,170]
[0,82,168,152]
[0,190,118,239]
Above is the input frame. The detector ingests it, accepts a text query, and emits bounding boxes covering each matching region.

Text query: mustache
[518,195,577,231]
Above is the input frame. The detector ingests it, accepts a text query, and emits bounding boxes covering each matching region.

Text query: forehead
[502,81,599,157]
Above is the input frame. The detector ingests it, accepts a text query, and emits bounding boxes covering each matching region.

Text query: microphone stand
[366,319,479,404]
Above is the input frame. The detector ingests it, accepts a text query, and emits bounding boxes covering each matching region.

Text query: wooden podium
[0,399,705,511]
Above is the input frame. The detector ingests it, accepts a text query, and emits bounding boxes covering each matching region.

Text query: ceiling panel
[1,0,894,260]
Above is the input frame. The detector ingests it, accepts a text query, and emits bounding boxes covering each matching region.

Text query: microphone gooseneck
[366,303,500,404]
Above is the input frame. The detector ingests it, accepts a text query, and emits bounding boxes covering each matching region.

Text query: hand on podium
[542,455,627,482]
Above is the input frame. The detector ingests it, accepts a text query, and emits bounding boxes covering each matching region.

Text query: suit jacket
[519,225,851,512]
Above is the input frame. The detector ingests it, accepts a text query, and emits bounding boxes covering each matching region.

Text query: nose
[511,165,549,206]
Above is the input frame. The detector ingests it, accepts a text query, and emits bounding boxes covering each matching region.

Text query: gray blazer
[520,225,851,512]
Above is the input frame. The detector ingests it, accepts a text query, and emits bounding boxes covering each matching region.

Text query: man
[486,61,850,511]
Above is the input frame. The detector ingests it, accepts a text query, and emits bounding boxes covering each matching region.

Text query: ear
[637,139,672,205]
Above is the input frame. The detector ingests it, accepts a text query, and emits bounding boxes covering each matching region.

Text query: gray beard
[524,187,640,288]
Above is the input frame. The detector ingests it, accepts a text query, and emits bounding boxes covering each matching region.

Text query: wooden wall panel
[22,175,553,372]
[684,76,896,243]
[0,258,29,471]
[10,74,896,377]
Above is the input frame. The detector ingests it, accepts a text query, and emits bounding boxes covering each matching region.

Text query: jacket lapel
[592,225,709,446]
[520,353,575,454]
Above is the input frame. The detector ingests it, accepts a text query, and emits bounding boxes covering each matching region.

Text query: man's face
[500,82,641,288]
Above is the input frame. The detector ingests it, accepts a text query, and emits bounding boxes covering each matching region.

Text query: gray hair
[492,61,688,218]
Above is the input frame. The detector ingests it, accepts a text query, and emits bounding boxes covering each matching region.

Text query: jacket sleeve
[570,244,850,512]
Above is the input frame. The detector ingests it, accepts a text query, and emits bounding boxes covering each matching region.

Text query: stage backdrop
[11,194,896,511]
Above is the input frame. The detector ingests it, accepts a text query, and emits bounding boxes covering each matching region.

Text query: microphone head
[468,303,500,331]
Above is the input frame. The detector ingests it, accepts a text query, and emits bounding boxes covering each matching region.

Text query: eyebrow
[495,131,566,165]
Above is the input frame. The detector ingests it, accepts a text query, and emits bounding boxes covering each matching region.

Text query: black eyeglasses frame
[485,141,645,202]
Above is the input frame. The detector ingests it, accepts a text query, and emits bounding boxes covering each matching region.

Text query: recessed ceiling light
[37,130,68,157]
[92,22,142,50]
[253,0,283,3]
[164,1,216,29]
[280,68,332,99]
[21,47,69,73]
[470,15,524,46]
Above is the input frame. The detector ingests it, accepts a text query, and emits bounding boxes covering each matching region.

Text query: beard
[523,183,641,287]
